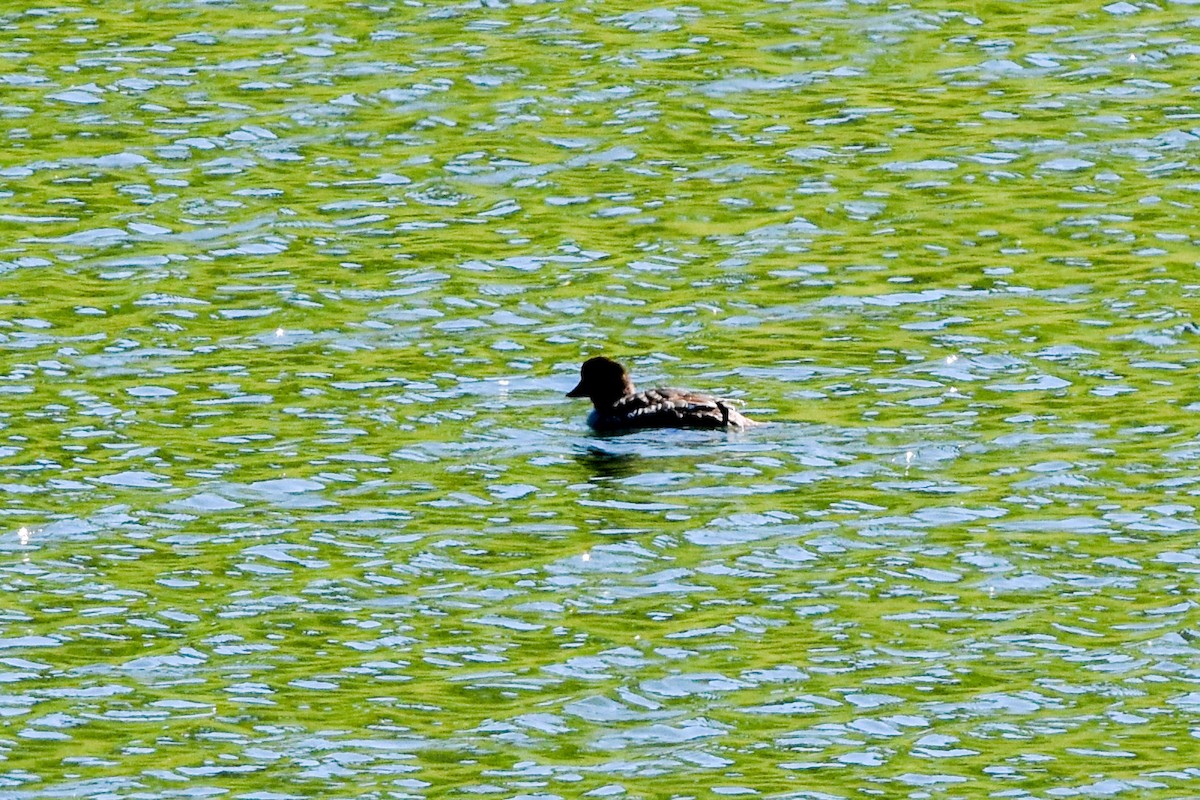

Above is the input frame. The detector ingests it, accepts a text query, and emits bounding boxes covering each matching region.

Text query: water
[2,0,1199,796]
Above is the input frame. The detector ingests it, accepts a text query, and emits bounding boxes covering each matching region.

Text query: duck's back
[590,387,751,431]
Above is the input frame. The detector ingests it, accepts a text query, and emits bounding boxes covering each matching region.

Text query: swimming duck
[567,356,755,431]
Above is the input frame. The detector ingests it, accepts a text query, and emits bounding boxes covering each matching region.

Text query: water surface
[2,0,1199,797]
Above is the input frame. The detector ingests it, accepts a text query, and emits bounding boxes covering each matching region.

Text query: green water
[2,0,1199,796]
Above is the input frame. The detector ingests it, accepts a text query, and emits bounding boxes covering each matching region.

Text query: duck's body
[567,356,754,432]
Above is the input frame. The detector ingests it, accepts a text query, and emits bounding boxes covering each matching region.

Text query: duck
[567,356,755,431]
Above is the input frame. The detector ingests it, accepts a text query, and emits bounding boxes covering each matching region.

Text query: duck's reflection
[574,446,641,481]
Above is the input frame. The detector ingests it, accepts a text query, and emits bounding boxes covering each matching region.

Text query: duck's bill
[566,381,587,398]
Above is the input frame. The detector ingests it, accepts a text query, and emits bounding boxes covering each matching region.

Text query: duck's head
[566,356,635,407]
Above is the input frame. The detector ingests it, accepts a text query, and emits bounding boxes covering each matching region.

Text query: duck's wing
[609,388,751,429]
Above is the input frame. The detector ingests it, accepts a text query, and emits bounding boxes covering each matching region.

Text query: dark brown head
[566,356,636,408]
